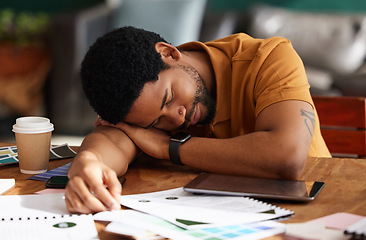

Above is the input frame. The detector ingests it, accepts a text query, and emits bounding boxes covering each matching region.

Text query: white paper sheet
[0,214,98,240]
[0,193,69,220]
[119,187,293,229]
[0,193,98,239]
[0,178,15,194]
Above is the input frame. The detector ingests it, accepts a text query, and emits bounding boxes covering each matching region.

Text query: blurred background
[1,0,366,146]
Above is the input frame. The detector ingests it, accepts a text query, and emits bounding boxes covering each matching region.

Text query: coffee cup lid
[12,117,54,134]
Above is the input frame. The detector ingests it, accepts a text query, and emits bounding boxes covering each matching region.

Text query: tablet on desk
[183,173,325,202]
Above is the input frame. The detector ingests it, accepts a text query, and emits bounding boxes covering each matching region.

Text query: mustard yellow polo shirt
[179,33,331,158]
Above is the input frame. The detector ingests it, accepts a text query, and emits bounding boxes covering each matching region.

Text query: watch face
[172,132,191,142]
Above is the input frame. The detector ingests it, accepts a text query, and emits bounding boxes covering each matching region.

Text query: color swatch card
[95,210,286,240]
[29,162,71,181]
[49,144,77,159]
[0,144,76,167]
[0,146,18,165]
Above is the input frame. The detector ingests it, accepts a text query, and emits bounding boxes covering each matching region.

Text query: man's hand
[65,151,122,214]
[101,121,171,160]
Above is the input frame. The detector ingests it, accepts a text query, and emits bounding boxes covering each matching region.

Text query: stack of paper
[95,187,291,239]
[95,210,286,240]
[0,186,290,240]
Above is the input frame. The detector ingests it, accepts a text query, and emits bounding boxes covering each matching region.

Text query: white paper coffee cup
[12,117,54,174]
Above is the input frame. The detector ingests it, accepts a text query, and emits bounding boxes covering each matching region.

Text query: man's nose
[167,106,186,126]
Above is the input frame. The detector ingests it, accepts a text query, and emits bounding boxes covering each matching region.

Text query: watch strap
[169,140,184,166]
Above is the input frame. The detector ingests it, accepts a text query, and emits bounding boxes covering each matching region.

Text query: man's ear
[155,42,181,61]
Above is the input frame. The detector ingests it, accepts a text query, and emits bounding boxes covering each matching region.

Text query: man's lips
[186,105,200,127]
[192,105,201,125]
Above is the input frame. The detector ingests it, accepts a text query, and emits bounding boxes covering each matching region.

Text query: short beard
[177,64,216,126]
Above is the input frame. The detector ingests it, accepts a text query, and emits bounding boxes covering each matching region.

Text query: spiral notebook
[344,217,366,238]
[0,193,98,240]
[119,187,294,229]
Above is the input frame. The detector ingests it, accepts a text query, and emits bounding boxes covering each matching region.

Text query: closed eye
[166,90,174,106]
[147,88,174,129]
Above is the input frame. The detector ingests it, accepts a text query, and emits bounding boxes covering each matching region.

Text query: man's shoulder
[206,33,289,46]
[203,33,291,59]
[178,33,291,57]
[208,32,253,43]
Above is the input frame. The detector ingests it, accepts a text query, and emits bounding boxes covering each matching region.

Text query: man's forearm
[65,125,136,214]
[179,131,308,180]
[76,125,139,176]
[178,101,313,180]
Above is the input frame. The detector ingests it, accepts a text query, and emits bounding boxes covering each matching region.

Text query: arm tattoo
[301,109,315,137]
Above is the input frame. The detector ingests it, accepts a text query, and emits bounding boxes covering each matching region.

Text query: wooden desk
[1,142,366,239]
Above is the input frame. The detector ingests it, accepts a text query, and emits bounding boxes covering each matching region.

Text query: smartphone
[45,176,126,189]
[183,172,325,202]
[45,176,69,189]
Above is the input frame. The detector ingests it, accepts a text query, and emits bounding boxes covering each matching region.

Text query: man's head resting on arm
[81,26,169,125]
[81,26,216,131]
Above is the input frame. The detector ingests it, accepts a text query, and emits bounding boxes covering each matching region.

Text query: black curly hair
[80,26,169,124]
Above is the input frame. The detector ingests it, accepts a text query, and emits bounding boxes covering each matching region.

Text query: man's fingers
[87,170,121,211]
[103,170,123,204]
[89,185,121,211]
[81,168,121,210]
[66,176,109,213]
[65,187,93,214]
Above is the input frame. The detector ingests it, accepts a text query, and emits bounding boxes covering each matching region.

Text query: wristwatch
[169,132,191,166]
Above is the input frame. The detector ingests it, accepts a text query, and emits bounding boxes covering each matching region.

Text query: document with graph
[119,187,293,229]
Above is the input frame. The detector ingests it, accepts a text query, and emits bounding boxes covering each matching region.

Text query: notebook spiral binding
[1,214,82,222]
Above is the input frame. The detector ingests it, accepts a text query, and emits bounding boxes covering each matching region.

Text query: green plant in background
[0,9,50,47]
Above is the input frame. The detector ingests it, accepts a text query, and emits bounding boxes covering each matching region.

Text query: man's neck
[181,51,216,97]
